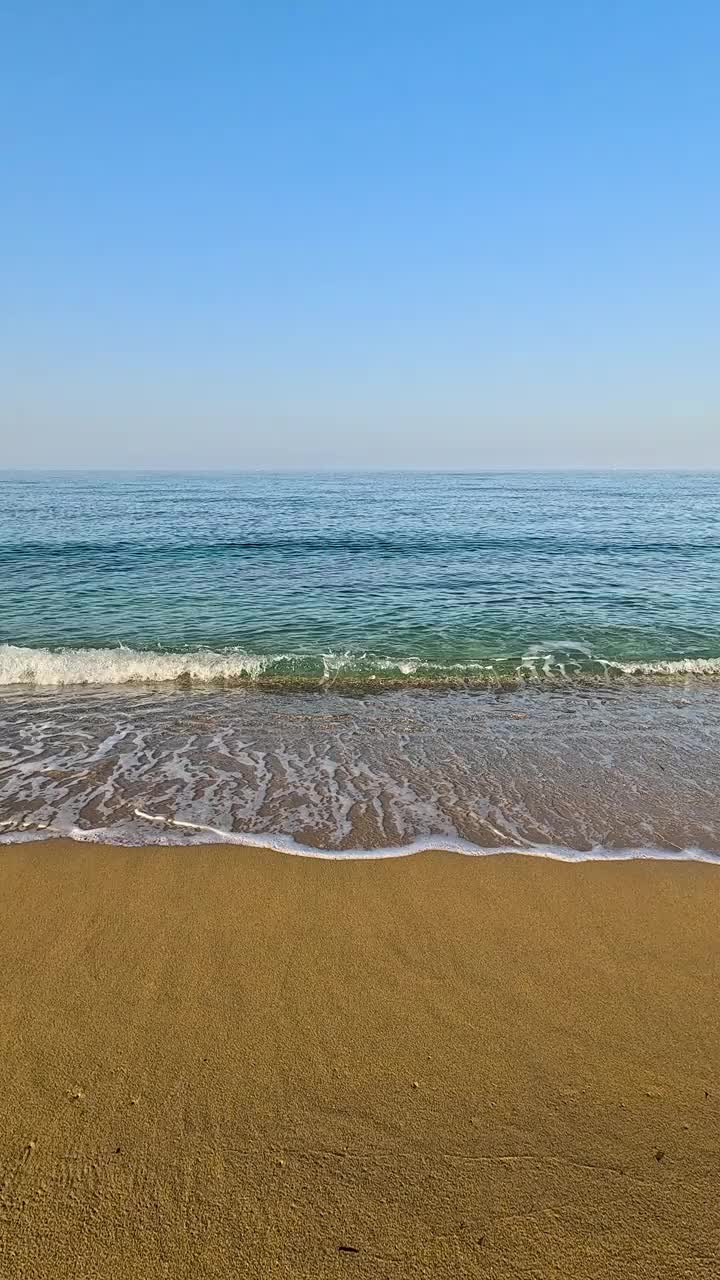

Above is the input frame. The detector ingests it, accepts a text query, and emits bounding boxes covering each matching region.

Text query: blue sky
[2,1,719,467]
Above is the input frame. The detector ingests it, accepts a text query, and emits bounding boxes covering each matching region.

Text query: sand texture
[1,842,719,1278]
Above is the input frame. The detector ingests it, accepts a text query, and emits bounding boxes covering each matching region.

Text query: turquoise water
[1,472,719,852]
[1,469,719,685]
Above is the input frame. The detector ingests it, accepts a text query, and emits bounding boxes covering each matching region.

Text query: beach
[1,842,718,1278]
[5,0,720,1266]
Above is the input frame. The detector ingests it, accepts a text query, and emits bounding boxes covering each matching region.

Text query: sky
[1,1,719,469]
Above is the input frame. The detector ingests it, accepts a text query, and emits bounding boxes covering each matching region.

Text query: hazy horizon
[3,464,720,475]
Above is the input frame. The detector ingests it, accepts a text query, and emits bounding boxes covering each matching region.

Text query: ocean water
[1,470,719,856]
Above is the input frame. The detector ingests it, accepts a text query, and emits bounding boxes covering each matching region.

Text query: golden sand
[1,842,719,1278]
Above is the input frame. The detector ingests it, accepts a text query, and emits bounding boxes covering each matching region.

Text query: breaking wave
[612,656,720,676]
[1,643,720,689]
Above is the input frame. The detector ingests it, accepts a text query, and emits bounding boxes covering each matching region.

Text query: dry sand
[1,841,719,1278]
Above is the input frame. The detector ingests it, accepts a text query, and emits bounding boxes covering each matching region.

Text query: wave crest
[0,644,495,687]
[612,656,720,676]
[0,643,269,687]
[1,643,719,689]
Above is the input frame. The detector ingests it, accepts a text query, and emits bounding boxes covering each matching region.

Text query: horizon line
[2,465,719,475]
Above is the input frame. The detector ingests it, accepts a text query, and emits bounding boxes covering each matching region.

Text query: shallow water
[1,683,718,857]
[2,470,718,858]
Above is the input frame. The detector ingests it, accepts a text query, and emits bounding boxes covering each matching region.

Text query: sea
[1,469,719,859]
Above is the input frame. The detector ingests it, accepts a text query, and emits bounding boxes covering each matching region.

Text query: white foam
[2,642,719,688]
[2,808,717,865]
[613,656,720,676]
[0,643,269,686]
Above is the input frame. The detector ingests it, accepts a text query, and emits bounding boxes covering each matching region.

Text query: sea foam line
[1,642,720,687]
[1,808,717,864]
[129,810,720,861]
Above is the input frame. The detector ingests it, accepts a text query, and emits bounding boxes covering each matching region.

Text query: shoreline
[2,842,719,1277]
[3,680,718,855]
[2,827,720,862]
[2,670,720,694]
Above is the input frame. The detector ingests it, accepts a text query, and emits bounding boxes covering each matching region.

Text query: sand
[0,842,719,1278]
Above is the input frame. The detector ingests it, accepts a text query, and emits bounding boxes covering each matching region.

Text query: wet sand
[1,842,719,1278]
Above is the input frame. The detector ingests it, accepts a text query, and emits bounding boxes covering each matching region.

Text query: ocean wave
[0,643,483,687]
[0,643,499,687]
[0,643,271,686]
[611,656,720,676]
[0,643,719,688]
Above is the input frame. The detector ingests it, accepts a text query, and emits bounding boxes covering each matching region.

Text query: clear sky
[2,1,718,468]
